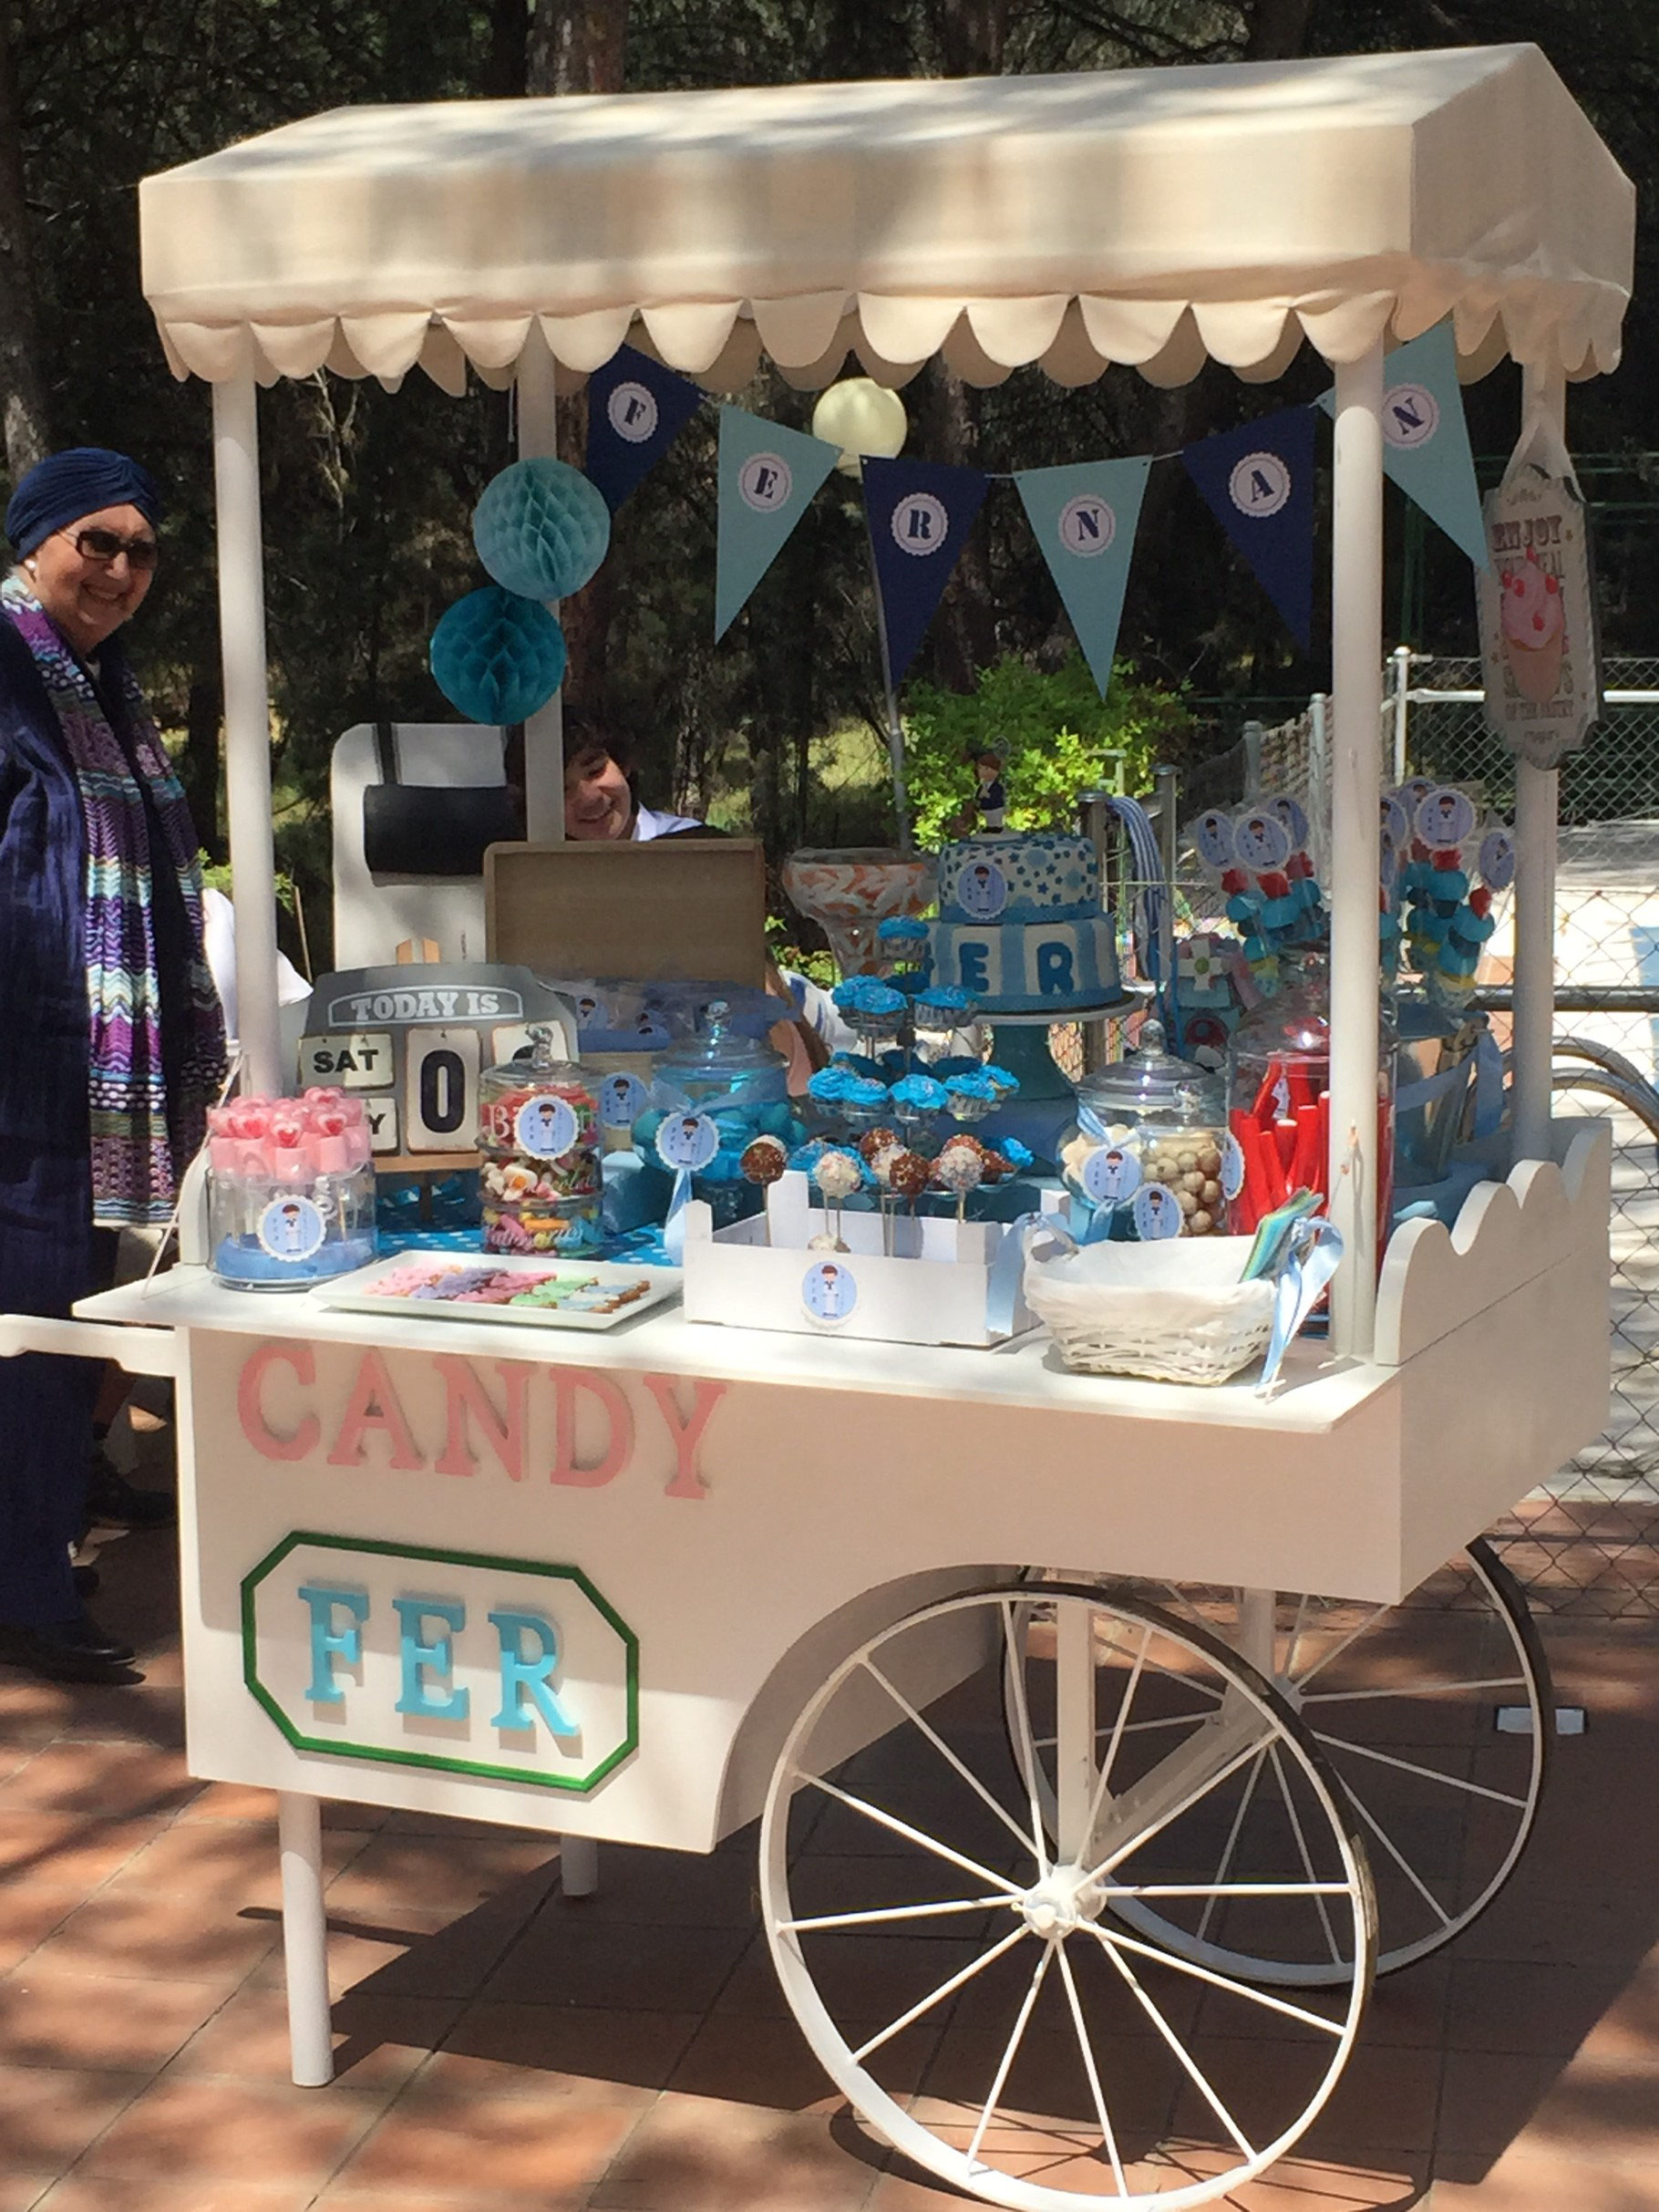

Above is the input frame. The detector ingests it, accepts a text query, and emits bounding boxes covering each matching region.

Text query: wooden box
[485,838,768,986]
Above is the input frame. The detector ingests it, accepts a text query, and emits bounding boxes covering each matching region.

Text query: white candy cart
[3,42,1632,2208]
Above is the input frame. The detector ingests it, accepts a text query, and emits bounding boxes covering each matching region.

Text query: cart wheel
[761,1583,1374,2211]
[1010,1543,1549,1985]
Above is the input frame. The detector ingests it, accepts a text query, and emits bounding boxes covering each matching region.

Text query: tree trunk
[528,0,628,96]
[180,670,225,862]
[526,4,627,715]
[0,3,50,479]
[1242,0,1315,60]
[932,0,1006,75]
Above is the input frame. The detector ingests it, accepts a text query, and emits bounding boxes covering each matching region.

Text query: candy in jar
[477,1027,603,1255]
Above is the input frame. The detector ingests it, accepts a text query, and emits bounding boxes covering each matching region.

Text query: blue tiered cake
[930,832,1121,1015]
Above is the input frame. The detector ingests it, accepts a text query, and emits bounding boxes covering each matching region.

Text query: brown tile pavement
[0,1456,1658,2208]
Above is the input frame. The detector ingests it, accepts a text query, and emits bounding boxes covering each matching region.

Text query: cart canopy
[139,43,1632,395]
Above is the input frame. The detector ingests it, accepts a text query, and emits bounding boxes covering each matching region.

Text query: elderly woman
[0,448,224,1682]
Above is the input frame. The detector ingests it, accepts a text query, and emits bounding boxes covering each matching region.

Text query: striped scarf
[1,578,224,1224]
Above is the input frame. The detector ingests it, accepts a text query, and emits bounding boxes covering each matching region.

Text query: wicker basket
[1024,1235,1275,1385]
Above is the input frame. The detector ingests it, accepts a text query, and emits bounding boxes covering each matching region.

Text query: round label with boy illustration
[802,1257,859,1323]
[1131,1183,1184,1241]
[1081,1143,1142,1207]
[256,1194,326,1264]
[515,1095,579,1162]
[656,1111,721,1173]
[599,1072,648,1129]
[957,859,1008,920]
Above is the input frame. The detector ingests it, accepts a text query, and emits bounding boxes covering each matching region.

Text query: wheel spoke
[1287,1605,1391,1690]
[778,1895,1012,1934]
[1312,1732,1527,1808]
[1091,1928,1256,2158]
[1337,1769,1454,1930]
[863,1658,1040,1861]
[1269,1743,1342,1967]
[1197,1746,1265,1942]
[1094,1921,1349,2038]
[1055,1600,1098,1864]
[1116,1881,1356,1899]
[1053,1932,1128,2197]
[800,1773,1025,1896]
[1302,1675,1527,1706]
[1001,1600,1054,1879]
[1083,1620,1152,1849]
[849,1924,1031,2063]
[964,1941,1053,2171]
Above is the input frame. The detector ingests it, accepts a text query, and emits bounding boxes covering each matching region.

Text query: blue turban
[5,447,164,558]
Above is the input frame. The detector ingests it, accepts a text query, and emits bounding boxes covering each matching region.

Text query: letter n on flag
[1015,457,1152,698]
[861,457,991,686]
[715,408,841,639]
[584,344,706,512]
[1180,407,1316,650]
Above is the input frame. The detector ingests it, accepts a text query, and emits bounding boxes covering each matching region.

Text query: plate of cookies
[309,1253,680,1330]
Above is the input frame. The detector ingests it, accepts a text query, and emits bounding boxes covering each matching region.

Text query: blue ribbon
[1256,1216,1344,1395]
[986,1211,1068,1335]
[661,1167,694,1261]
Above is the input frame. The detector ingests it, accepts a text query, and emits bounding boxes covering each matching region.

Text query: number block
[403,1028,482,1153]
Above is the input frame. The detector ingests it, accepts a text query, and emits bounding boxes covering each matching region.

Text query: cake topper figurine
[967,748,1006,832]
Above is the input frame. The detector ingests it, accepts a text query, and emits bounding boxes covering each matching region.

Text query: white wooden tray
[307,1251,681,1330]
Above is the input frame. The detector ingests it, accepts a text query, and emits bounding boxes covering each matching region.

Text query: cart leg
[1236,1587,1276,1679]
[560,1834,600,1898]
[277,1792,334,2085]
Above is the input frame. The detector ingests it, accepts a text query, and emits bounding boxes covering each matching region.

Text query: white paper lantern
[810,378,908,478]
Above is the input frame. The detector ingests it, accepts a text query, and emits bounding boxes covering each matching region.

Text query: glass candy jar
[1225,952,1395,1239]
[206,1090,378,1290]
[477,1027,603,1256]
[1065,1018,1231,1239]
[638,999,797,1228]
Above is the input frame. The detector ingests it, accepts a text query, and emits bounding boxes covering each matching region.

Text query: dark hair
[562,708,634,778]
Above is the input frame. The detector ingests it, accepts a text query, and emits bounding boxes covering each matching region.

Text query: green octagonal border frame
[241,1529,639,1793]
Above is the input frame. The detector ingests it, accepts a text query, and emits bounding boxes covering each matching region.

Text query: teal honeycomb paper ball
[429,586,567,725]
[473,458,611,601]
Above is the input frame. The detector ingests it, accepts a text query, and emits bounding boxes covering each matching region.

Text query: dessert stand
[0,44,1632,2208]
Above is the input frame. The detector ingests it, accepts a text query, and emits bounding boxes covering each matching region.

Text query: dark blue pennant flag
[584,344,706,512]
[861,457,992,686]
[1180,406,1317,650]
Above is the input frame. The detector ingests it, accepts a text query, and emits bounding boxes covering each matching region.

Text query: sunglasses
[62,526,160,571]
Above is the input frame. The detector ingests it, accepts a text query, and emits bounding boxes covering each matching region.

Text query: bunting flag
[584,344,706,512]
[1180,406,1316,650]
[1015,456,1152,697]
[715,408,842,639]
[1317,322,1489,571]
[861,456,991,686]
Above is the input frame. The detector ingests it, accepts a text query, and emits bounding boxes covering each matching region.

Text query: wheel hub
[1016,1866,1107,1938]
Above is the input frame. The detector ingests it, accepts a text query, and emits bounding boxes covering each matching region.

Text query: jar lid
[482,1023,583,1085]
[654,997,788,1084]
[1077,1018,1218,1119]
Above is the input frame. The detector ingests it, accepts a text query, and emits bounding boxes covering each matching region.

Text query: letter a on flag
[585,344,706,512]
[861,457,991,687]
[1015,457,1152,698]
[715,408,841,640]
[1317,321,1489,571]
[1180,407,1316,651]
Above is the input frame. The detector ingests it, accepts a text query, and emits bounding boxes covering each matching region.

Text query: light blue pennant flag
[715,408,841,640]
[1014,457,1152,698]
[1181,407,1317,651]
[1316,322,1489,571]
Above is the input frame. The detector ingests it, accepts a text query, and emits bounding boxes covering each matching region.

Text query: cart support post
[1510,363,1566,1163]
[211,372,282,1098]
[1327,341,1386,1359]
[515,335,566,845]
[277,1791,334,2085]
[560,1834,600,1897]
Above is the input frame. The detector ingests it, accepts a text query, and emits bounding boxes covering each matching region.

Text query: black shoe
[72,1563,100,1599]
[0,1613,138,1683]
[85,1452,175,1531]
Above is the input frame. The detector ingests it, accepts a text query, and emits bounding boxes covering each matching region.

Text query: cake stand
[975,996,1140,1159]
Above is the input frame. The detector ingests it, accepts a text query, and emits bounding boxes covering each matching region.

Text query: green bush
[902,653,1194,847]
